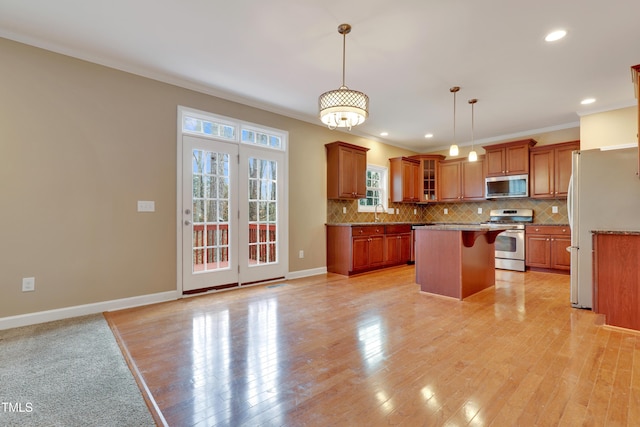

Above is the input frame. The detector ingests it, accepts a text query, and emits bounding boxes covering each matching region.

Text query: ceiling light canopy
[319,24,369,130]
[545,29,567,42]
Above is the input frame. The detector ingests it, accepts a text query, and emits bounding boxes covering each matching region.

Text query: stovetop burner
[484,208,533,224]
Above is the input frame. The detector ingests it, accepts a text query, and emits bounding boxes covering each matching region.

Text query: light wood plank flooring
[105,266,640,426]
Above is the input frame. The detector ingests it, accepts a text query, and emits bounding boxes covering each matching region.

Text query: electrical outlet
[342,206,347,214]
[444,208,448,215]
[395,208,399,214]
[299,250,304,259]
[413,208,417,215]
[552,206,559,214]
[22,277,35,292]
[478,208,483,214]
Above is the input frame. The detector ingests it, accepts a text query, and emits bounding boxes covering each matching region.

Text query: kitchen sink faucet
[374,204,384,222]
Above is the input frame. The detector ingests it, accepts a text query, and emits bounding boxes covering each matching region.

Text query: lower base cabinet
[593,232,640,330]
[525,225,571,272]
[327,224,412,275]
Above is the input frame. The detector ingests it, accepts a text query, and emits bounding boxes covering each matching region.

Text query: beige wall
[580,106,638,149]
[0,38,416,318]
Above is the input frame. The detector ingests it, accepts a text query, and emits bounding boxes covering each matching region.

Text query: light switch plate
[444,208,448,215]
[478,208,483,214]
[552,206,558,214]
[22,277,35,292]
[137,201,155,212]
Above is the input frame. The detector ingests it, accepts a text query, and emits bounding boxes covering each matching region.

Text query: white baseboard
[0,290,179,331]
[286,267,327,280]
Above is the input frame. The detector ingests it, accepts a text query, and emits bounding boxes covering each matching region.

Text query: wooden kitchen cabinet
[352,232,384,271]
[530,141,579,199]
[384,224,412,265]
[439,156,485,201]
[408,154,446,202]
[483,139,537,177]
[326,224,411,275]
[525,225,571,272]
[593,232,640,330]
[389,157,420,202]
[326,141,369,200]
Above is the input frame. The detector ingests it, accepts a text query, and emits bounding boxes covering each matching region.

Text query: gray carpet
[0,314,155,427]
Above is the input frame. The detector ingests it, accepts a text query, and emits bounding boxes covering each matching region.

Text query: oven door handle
[500,229,523,233]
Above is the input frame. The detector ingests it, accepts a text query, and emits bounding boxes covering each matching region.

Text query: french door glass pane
[248,157,277,265]
[192,149,230,273]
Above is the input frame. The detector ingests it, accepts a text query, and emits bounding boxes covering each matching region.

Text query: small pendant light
[468,98,478,162]
[449,86,460,156]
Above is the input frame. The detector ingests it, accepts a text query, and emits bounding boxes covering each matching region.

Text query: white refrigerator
[568,146,640,309]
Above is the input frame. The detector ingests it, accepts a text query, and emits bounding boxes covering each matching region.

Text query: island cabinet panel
[525,225,571,272]
[483,139,536,177]
[326,141,369,200]
[593,233,640,331]
[415,227,497,300]
[326,224,410,276]
[438,156,485,201]
[389,157,420,202]
[530,141,579,199]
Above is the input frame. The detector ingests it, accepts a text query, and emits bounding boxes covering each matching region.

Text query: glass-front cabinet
[409,154,445,202]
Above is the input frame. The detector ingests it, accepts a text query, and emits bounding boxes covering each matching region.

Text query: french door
[181,135,286,293]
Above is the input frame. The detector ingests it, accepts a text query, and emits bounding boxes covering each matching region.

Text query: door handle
[184,220,191,226]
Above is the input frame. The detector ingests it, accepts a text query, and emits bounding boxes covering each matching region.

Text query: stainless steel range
[482,208,533,272]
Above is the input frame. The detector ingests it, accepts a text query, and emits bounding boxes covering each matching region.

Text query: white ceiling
[1,0,639,152]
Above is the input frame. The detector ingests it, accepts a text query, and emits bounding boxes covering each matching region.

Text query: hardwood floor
[105,266,640,426]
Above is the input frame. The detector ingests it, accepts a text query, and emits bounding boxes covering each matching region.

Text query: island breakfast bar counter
[414,225,513,300]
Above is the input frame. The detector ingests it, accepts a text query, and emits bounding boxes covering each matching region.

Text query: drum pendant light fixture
[318,24,369,130]
[468,98,478,162]
[449,86,460,156]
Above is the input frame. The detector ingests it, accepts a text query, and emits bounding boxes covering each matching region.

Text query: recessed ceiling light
[380,132,388,136]
[545,30,567,42]
[424,133,433,138]
[581,98,596,105]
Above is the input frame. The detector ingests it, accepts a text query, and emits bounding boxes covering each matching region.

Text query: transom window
[358,165,388,212]
[182,111,285,151]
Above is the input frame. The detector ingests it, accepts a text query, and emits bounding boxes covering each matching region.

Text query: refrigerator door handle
[567,174,573,230]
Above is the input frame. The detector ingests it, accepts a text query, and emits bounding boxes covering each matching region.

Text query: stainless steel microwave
[485,174,529,198]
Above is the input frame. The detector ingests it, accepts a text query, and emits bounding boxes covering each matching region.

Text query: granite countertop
[414,224,518,231]
[326,222,428,226]
[591,230,640,235]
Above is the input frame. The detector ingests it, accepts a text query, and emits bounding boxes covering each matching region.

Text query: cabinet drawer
[385,224,412,234]
[526,225,571,236]
[352,226,385,236]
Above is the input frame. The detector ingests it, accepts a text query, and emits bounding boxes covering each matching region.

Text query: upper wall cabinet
[408,154,446,203]
[389,157,421,202]
[326,141,369,200]
[483,139,537,177]
[530,141,580,199]
[439,156,485,202]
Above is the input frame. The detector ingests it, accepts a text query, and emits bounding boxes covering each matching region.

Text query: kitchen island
[414,224,512,300]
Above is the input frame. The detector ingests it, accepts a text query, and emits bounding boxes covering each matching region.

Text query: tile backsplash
[327,198,568,225]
